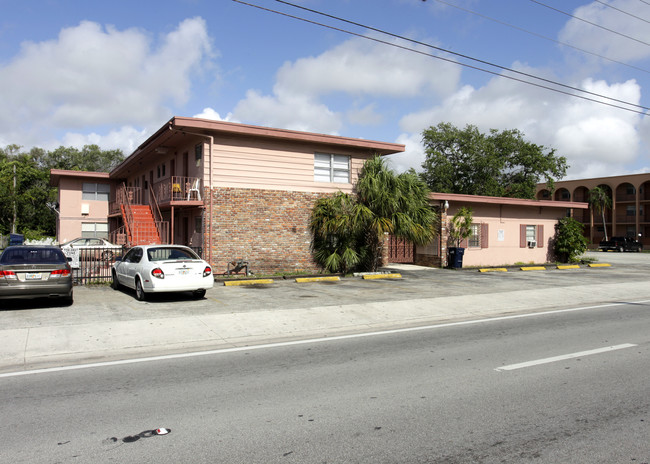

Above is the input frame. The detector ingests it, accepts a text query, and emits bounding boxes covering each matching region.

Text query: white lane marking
[495,343,638,372]
[1,300,648,379]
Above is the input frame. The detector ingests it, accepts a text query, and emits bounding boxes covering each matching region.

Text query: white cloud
[192,107,236,122]
[234,89,342,133]
[0,17,213,149]
[346,103,383,126]
[60,126,149,155]
[386,132,426,173]
[233,34,460,133]
[398,71,644,178]
[559,0,650,64]
[274,35,460,99]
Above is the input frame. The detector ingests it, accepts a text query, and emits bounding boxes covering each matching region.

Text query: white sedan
[112,245,213,300]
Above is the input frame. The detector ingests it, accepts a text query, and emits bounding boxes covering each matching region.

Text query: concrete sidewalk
[2,270,650,373]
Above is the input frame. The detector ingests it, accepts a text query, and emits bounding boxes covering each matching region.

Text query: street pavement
[1,251,649,373]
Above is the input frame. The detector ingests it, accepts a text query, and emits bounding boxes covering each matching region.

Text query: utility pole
[12,163,17,234]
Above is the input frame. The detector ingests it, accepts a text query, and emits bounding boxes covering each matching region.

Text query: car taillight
[203,266,212,277]
[0,270,17,280]
[51,269,71,277]
[151,268,165,279]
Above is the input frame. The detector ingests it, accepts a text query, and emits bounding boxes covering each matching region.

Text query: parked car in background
[0,245,73,304]
[112,245,213,301]
[60,237,123,261]
[598,236,643,252]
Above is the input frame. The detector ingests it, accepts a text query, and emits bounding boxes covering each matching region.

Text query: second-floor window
[82,183,110,201]
[314,153,350,183]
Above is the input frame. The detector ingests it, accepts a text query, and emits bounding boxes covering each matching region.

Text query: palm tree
[589,186,612,242]
[310,192,369,274]
[310,156,437,273]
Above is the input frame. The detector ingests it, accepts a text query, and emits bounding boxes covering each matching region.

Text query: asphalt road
[1,299,648,463]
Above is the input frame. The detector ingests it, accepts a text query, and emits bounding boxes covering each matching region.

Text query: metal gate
[65,246,125,285]
[388,235,414,263]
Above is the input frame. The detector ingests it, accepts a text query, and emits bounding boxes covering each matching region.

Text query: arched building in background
[536,173,650,247]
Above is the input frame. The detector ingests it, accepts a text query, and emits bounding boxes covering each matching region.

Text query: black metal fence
[64,246,126,285]
[66,245,203,285]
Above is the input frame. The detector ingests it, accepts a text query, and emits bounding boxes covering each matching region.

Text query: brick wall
[206,187,324,274]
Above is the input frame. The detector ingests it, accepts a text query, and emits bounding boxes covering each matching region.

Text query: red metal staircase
[122,204,161,245]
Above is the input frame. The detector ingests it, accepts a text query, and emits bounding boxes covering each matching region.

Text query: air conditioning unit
[527,240,537,248]
[81,203,89,215]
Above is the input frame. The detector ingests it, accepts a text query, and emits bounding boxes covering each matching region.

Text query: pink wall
[417,197,585,268]
[55,176,110,243]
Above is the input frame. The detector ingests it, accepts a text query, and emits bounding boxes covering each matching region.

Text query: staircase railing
[148,184,170,244]
[118,183,135,247]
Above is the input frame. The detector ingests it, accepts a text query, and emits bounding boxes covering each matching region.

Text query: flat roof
[49,169,110,187]
[430,192,588,209]
[111,117,405,178]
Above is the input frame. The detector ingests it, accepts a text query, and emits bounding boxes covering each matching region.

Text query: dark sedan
[0,246,73,305]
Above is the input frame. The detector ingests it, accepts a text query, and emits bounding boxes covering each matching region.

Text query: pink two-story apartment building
[51,117,405,274]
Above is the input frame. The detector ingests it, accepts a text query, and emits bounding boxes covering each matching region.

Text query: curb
[223,279,275,286]
[588,263,612,267]
[479,268,508,273]
[362,273,402,280]
[295,276,341,283]
[557,265,580,270]
[520,266,547,271]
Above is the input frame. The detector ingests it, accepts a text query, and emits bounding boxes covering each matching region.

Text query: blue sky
[2,0,650,179]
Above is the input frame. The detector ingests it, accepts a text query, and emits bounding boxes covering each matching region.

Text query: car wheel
[193,289,206,299]
[618,246,624,252]
[102,250,114,261]
[111,271,120,290]
[61,291,74,306]
[135,278,147,301]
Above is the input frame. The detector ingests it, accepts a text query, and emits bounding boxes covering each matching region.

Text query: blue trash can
[448,247,465,269]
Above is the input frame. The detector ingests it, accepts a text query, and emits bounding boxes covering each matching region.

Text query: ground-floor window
[468,224,480,247]
[81,222,108,239]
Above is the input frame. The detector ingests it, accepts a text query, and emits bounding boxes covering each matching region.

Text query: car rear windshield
[0,247,67,264]
[147,247,199,261]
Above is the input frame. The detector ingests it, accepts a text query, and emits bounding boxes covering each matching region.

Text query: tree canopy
[420,122,568,199]
[0,144,125,238]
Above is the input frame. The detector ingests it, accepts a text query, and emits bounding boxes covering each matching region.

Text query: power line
[246,0,649,114]
[593,0,650,24]
[529,0,650,47]
[431,0,650,75]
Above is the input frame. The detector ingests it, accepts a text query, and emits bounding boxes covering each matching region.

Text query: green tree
[33,144,124,172]
[588,186,612,241]
[421,122,567,199]
[310,157,437,273]
[310,192,368,274]
[553,216,588,263]
[447,207,473,248]
[0,148,56,237]
[0,144,125,237]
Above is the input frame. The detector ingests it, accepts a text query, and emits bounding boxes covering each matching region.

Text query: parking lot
[2,251,649,327]
[2,251,650,372]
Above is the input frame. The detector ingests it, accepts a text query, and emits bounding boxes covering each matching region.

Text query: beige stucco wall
[56,177,110,243]
[204,136,374,193]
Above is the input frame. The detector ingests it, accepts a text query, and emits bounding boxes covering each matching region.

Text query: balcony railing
[153,176,203,204]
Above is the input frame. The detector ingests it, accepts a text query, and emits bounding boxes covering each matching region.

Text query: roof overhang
[110,117,405,179]
[49,169,110,187]
[429,192,589,209]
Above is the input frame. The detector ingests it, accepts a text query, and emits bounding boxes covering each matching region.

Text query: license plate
[26,273,42,280]
[177,269,190,276]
